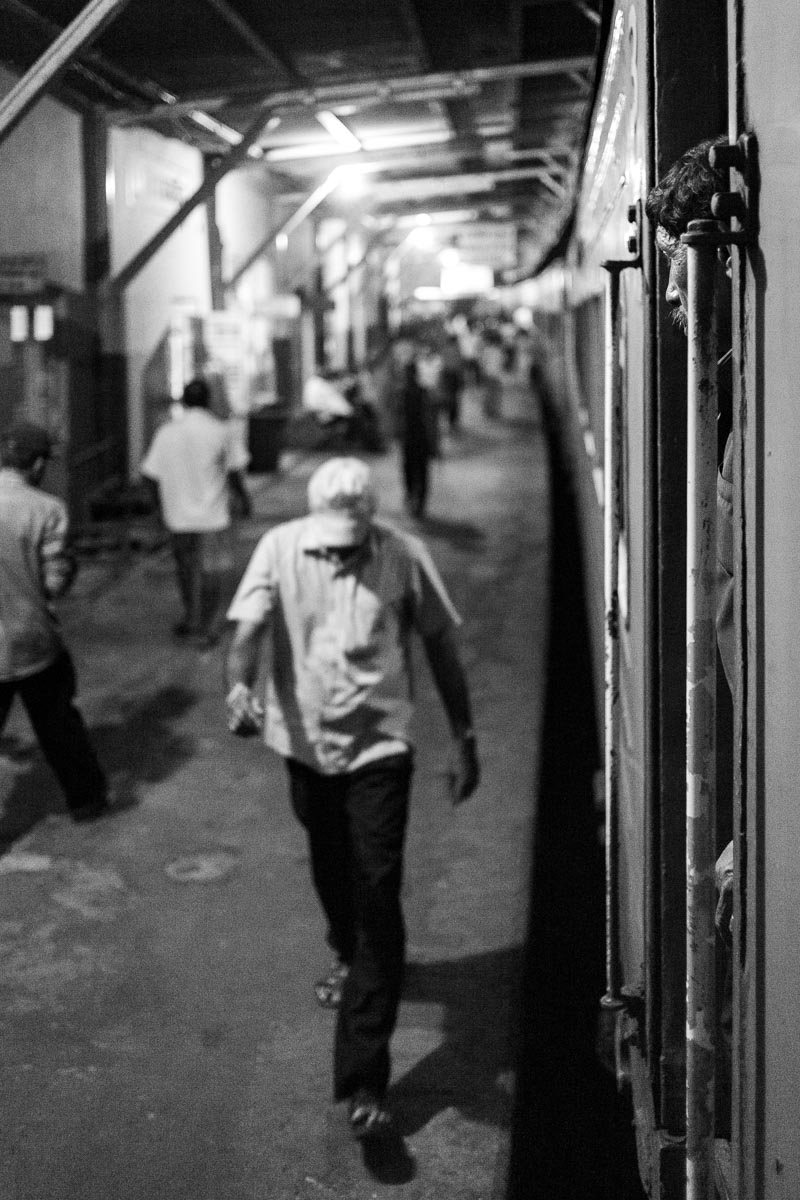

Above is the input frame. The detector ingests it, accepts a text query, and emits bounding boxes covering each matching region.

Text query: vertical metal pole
[683,224,719,1200]
[601,262,623,1011]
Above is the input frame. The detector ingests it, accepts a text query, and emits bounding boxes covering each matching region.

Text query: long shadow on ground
[505,393,646,1200]
[0,684,197,853]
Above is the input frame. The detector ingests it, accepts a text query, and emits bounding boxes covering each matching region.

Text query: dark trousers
[169,531,222,635]
[402,440,431,518]
[0,651,107,812]
[287,753,413,1101]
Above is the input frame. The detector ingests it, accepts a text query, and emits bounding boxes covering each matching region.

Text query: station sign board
[453,224,517,269]
[0,254,47,299]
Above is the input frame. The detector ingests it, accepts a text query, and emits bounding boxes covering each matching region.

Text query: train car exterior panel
[735,1,800,1193]
[570,0,652,1023]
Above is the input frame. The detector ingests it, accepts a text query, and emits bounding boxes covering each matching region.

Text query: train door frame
[646,0,729,1191]
[725,4,762,1193]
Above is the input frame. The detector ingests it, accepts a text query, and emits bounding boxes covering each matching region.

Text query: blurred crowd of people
[301,311,543,521]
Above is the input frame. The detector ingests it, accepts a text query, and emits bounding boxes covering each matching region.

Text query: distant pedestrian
[398,360,437,519]
[141,378,251,646]
[225,456,479,1140]
[0,422,109,822]
[440,334,465,430]
[480,330,504,418]
[458,320,482,385]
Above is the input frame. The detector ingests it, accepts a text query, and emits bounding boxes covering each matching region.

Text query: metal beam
[259,133,568,175]
[0,0,248,150]
[111,106,276,292]
[394,0,464,146]
[223,169,346,291]
[108,57,597,126]
[365,164,571,201]
[0,0,133,144]
[201,0,305,84]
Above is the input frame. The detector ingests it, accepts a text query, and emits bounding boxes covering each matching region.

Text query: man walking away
[0,422,109,822]
[141,378,251,646]
[224,456,479,1140]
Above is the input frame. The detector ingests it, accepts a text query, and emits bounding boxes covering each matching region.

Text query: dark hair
[0,421,53,470]
[181,378,210,408]
[645,135,729,239]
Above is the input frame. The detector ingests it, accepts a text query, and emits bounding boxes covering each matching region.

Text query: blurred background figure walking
[0,422,110,823]
[398,360,438,519]
[480,328,505,419]
[439,334,465,432]
[140,377,251,648]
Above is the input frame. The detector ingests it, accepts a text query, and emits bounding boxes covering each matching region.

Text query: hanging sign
[0,254,47,298]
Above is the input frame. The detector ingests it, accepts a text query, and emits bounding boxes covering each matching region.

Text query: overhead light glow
[414,287,443,301]
[408,225,435,250]
[335,166,367,199]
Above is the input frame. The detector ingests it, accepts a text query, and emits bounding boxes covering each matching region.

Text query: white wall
[216,165,274,301]
[0,66,84,291]
[108,126,211,467]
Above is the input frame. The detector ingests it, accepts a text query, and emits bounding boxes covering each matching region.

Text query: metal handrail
[682,219,722,1200]
[600,259,634,1013]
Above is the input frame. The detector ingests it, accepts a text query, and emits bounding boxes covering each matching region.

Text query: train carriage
[514,0,800,1196]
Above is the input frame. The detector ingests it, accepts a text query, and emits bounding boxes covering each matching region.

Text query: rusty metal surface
[684,233,719,1200]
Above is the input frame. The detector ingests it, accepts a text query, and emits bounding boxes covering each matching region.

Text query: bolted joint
[711,191,747,222]
[709,140,745,173]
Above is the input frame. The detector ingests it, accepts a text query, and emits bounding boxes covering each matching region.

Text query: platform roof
[0,0,608,278]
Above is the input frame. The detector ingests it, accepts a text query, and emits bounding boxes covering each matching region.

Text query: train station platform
[0,381,552,1200]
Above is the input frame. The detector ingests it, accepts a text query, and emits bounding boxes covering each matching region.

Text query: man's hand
[447,734,479,806]
[715,839,734,945]
[226,682,264,736]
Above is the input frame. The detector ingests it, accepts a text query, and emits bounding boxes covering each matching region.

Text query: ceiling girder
[0,0,133,143]
[109,56,596,127]
[111,106,277,291]
[0,0,260,149]
[201,0,306,85]
[259,134,572,175]
[394,0,468,148]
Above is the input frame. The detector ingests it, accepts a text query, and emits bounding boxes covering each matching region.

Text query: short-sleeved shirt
[226,517,461,774]
[140,408,249,532]
[0,469,74,680]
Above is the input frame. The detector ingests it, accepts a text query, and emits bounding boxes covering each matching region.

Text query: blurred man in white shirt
[141,378,251,646]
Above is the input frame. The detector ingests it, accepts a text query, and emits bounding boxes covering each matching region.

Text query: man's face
[656,225,688,333]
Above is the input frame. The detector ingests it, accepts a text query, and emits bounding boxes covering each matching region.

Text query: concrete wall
[216,165,274,298]
[740,1,800,1193]
[0,66,84,291]
[107,127,211,466]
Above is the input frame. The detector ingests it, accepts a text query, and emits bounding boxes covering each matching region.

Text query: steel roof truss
[0,0,134,143]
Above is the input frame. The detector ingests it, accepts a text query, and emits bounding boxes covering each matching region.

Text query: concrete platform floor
[0,383,549,1200]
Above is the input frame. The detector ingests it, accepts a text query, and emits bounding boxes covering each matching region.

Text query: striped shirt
[0,469,75,680]
[227,517,460,774]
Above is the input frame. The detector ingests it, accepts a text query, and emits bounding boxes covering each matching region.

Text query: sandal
[348,1090,392,1140]
[314,960,349,1009]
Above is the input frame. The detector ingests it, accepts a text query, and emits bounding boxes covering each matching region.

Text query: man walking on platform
[224,456,480,1139]
[0,422,109,822]
[141,378,251,646]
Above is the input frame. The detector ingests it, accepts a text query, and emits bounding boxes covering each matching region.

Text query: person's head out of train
[645,135,730,334]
